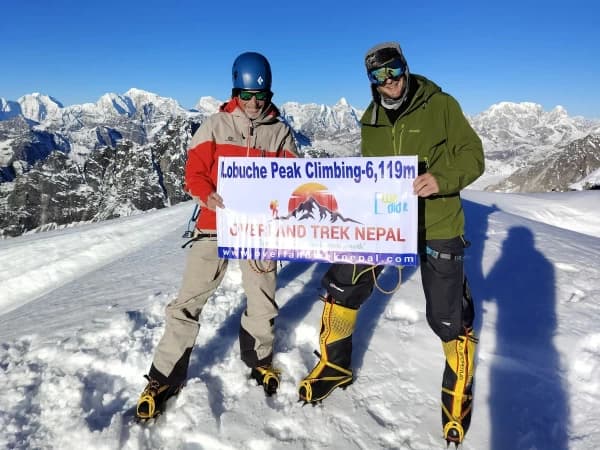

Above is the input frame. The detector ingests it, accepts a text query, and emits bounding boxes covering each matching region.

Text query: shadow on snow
[464,199,569,450]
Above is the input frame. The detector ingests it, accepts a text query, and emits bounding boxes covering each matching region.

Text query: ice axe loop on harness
[180,204,219,248]
[181,204,200,239]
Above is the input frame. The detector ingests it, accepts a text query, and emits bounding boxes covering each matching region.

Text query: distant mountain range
[1,89,599,237]
[468,102,600,191]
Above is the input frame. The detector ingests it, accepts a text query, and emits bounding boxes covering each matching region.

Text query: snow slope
[1,190,599,450]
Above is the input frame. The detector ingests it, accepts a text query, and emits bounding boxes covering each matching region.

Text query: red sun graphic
[288,182,339,213]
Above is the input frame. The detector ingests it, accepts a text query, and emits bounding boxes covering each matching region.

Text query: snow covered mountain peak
[1,90,599,203]
[471,101,592,148]
[478,102,574,126]
[546,104,570,122]
[0,97,22,120]
[96,93,136,117]
[17,92,64,123]
[122,88,186,117]
[193,96,223,115]
[280,99,362,136]
[485,101,544,119]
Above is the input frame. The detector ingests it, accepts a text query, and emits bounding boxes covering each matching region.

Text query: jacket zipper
[393,122,405,156]
[246,123,253,156]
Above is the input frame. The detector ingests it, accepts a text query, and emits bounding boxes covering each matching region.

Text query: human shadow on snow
[180,258,411,396]
[185,298,246,424]
[274,261,328,369]
[352,264,418,372]
[275,258,420,380]
[102,260,314,433]
[114,199,568,450]
[183,259,319,421]
[82,370,129,431]
[464,200,569,450]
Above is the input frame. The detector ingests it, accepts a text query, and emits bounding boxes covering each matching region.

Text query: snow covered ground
[1,190,599,450]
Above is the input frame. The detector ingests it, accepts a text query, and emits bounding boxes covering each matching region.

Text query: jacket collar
[361,74,441,126]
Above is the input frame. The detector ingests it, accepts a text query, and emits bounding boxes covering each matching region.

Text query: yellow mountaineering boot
[298,298,357,404]
[136,375,183,420]
[441,328,477,446]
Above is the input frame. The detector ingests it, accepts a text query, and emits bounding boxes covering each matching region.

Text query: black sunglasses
[239,91,269,101]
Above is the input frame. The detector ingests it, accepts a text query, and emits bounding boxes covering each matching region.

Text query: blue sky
[2,0,599,118]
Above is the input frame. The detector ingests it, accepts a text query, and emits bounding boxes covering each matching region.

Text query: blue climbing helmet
[232,52,272,91]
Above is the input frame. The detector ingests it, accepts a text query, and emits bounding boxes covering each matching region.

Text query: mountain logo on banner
[274,182,361,224]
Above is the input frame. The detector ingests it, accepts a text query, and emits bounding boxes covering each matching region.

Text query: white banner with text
[216,156,418,266]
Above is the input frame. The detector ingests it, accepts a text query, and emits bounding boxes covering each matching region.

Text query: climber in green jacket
[298,41,484,447]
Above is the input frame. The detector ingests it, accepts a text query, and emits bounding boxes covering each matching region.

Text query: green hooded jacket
[360,74,485,240]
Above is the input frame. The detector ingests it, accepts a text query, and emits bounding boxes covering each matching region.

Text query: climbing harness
[425,246,464,262]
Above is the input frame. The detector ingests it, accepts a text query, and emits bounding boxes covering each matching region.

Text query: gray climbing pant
[150,238,277,384]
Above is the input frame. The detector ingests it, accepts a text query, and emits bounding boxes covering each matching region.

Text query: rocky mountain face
[487,134,600,192]
[0,90,362,237]
[0,116,200,236]
[281,98,362,157]
[468,102,600,191]
[0,91,205,237]
[0,90,599,238]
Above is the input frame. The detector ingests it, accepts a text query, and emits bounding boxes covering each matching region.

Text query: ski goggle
[368,60,405,86]
[239,90,269,101]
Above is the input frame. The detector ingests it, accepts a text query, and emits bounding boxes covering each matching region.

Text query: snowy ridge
[572,167,600,190]
[96,93,137,116]
[0,190,599,449]
[281,97,362,136]
[16,92,64,123]
[2,90,599,171]
[2,91,600,238]
[14,89,191,133]
[193,96,223,115]
[0,98,22,120]
[2,91,600,239]
[124,88,187,118]
[471,102,594,146]
[465,102,600,190]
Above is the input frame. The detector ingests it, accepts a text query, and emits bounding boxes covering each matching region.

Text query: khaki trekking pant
[151,238,277,384]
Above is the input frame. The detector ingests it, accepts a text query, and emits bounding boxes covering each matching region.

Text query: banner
[216,156,418,266]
